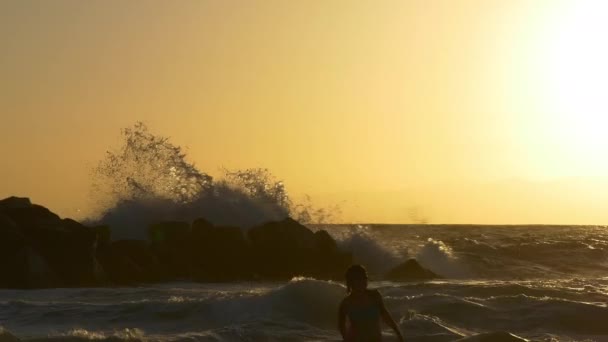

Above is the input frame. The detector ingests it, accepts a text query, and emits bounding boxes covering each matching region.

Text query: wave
[87,123,335,240]
[4,276,608,341]
[0,278,345,335]
[416,238,471,278]
[330,225,403,276]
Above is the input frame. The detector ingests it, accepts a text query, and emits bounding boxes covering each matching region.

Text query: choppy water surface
[2,224,608,341]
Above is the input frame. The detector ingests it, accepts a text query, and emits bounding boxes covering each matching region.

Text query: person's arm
[338,299,348,341]
[374,290,405,342]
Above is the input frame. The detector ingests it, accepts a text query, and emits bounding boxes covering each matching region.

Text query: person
[338,265,405,342]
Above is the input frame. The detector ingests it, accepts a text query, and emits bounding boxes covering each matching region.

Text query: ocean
[2,224,608,341]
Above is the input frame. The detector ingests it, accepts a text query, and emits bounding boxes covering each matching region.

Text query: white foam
[416,238,471,278]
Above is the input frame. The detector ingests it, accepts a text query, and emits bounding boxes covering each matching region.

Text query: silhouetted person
[338,265,405,342]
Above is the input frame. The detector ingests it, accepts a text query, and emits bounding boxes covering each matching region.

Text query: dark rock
[0,197,104,287]
[92,225,112,248]
[248,218,317,278]
[22,247,59,288]
[149,221,190,244]
[190,219,251,281]
[0,212,60,288]
[0,196,32,209]
[248,218,350,279]
[313,230,352,279]
[97,240,163,284]
[148,221,191,278]
[24,218,104,286]
[0,213,28,288]
[385,259,440,281]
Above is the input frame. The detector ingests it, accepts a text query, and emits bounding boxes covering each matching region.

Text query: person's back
[338,265,405,342]
[340,289,383,341]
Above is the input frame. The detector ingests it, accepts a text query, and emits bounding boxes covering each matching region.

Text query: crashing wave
[416,238,471,278]
[87,123,336,240]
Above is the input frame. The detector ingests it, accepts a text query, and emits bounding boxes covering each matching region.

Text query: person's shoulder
[367,288,382,297]
[367,289,383,302]
[339,294,352,307]
[339,295,353,314]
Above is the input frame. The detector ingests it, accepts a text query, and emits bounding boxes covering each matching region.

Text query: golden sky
[1,0,607,224]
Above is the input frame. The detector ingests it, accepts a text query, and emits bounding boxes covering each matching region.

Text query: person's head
[345,264,368,293]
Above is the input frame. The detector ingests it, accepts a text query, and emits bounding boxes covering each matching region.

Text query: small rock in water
[384,259,440,281]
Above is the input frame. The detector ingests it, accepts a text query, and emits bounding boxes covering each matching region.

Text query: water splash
[332,225,403,276]
[416,238,471,278]
[88,123,335,240]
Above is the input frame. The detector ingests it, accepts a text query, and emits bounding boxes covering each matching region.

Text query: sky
[1,0,607,224]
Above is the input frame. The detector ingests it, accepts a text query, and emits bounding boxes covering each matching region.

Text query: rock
[190,218,251,281]
[0,214,29,288]
[23,247,60,288]
[0,197,105,287]
[385,259,440,281]
[0,212,60,288]
[97,240,164,284]
[148,221,191,278]
[25,218,104,286]
[248,218,349,279]
[149,221,190,245]
[248,218,317,278]
[92,225,112,247]
[0,203,61,233]
[0,196,31,209]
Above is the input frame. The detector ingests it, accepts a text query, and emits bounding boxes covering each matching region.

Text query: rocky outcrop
[385,259,439,281]
[0,196,353,287]
[0,197,105,288]
[248,218,351,279]
[97,239,164,284]
[149,221,191,279]
[190,218,251,281]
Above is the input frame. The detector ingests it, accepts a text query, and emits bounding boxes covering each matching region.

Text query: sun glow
[545,1,608,161]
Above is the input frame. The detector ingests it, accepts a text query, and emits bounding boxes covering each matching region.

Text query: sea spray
[332,225,404,276]
[416,238,471,278]
[88,123,336,240]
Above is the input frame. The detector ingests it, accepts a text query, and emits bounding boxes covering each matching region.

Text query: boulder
[149,221,190,245]
[24,218,104,286]
[0,197,105,287]
[148,221,191,278]
[190,218,251,281]
[97,240,164,284]
[247,218,349,279]
[0,212,59,288]
[247,218,317,278]
[385,259,440,281]
[92,225,112,248]
[0,213,29,288]
[0,196,31,209]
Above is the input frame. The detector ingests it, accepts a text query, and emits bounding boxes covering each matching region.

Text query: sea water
[2,224,608,341]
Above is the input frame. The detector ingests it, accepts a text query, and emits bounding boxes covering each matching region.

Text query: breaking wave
[87,123,335,240]
[416,238,471,278]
